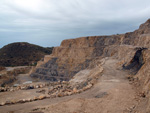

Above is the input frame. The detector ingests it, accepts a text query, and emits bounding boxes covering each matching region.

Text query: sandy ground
[5,66,29,71]
[13,74,40,85]
[0,58,138,113]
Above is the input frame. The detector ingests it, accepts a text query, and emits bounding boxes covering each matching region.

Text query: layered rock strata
[31,35,121,81]
[31,19,150,82]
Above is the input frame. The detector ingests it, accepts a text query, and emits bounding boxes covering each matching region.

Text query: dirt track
[0,58,138,113]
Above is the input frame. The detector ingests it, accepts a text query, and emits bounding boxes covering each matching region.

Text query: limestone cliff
[30,35,122,81]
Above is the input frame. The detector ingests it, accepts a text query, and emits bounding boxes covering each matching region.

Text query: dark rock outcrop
[123,47,147,74]
[31,35,122,81]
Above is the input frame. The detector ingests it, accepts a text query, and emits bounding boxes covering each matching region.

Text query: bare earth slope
[0,58,138,113]
[41,58,137,113]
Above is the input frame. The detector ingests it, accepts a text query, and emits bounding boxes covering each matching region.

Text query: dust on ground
[0,58,139,113]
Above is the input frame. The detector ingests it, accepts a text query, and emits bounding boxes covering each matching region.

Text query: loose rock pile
[0,66,103,106]
[0,81,62,92]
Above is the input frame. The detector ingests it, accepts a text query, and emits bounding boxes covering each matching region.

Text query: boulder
[73,87,77,93]
[38,95,46,100]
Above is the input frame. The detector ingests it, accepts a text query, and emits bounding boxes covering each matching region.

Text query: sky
[0,0,150,48]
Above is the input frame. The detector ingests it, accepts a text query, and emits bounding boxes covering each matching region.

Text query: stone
[66,92,72,96]
[82,87,87,91]
[51,94,57,98]
[18,99,26,103]
[0,88,5,92]
[10,88,14,92]
[62,81,67,84]
[5,100,11,105]
[86,84,92,89]
[25,99,31,102]
[39,85,43,88]
[10,100,17,104]
[36,89,46,94]
[25,85,34,90]
[34,97,39,101]
[73,87,77,93]
[57,93,63,97]
[46,95,50,98]
[38,95,46,100]
[0,102,5,106]
[21,86,26,90]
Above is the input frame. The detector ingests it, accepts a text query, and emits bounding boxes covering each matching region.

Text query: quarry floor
[0,58,139,113]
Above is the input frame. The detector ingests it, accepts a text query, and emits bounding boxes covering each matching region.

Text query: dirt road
[0,58,137,113]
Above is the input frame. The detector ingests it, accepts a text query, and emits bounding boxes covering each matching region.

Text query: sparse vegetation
[0,42,53,66]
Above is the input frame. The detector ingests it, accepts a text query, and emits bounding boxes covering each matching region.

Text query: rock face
[133,49,150,112]
[31,19,150,82]
[31,35,121,81]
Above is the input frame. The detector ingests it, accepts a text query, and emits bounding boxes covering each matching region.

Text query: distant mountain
[0,42,53,66]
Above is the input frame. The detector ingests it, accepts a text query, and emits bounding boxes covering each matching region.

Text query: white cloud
[0,0,150,47]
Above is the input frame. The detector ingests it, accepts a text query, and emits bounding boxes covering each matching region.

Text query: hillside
[0,42,53,66]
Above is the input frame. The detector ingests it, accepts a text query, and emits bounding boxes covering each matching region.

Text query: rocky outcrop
[31,19,150,83]
[122,47,147,74]
[31,35,122,81]
[122,19,150,47]
[132,49,150,113]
